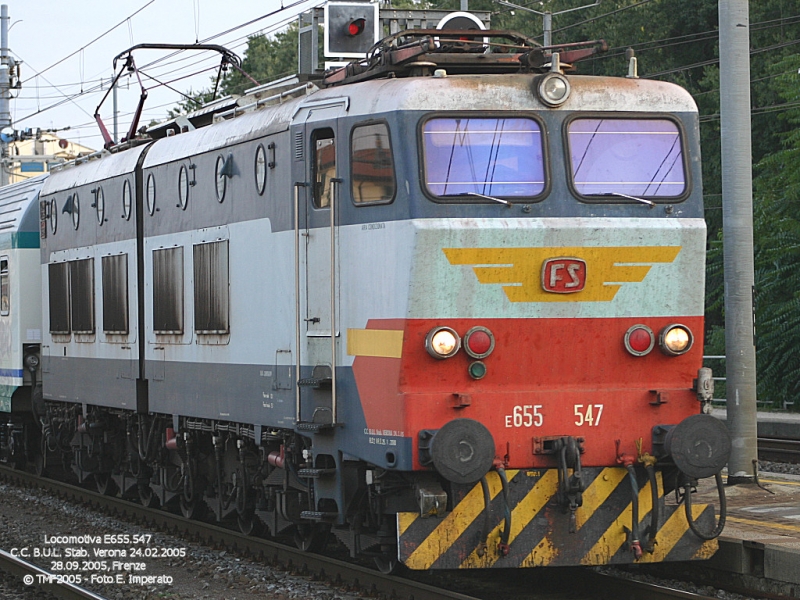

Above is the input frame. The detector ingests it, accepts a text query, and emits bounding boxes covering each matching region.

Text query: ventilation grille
[294,131,304,161]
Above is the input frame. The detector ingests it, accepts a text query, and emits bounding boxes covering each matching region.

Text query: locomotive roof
[42,144,149,196]
[0,174,46,243]
[43,72,698,181]
[143,74,697,167]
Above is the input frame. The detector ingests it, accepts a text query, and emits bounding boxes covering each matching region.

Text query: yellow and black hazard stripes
[397,467,720,569]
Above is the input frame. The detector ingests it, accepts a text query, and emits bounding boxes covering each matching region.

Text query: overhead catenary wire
[12,3,310,127]
[20,0,157,85]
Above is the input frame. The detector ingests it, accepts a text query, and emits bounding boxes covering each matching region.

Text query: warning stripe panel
[397,467,719,569]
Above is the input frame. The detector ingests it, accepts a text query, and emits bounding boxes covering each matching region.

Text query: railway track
[0,464,482,600]
[0,464,751,600]
[0,548,108,600]
[758,436,800,464]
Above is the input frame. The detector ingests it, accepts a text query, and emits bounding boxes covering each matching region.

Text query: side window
[351,123,395,204]
[48,262,70,334]
[312,128,336,208]
[102,254,129,334]
[194,240,229,334]
[70,259,95,334]
[0,258,8,316]
[153,247,184,335]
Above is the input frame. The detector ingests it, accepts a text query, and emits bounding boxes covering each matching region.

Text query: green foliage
[220,26,301,97]
[165,0,800,408]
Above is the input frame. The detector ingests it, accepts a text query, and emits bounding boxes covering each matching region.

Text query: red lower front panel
[351,316,704,469]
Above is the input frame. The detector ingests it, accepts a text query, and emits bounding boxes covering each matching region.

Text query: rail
[758,437,800,463]
[0,548,108,600]
[0,465,481,600]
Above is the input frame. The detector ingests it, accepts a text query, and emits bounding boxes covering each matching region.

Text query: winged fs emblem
[443,246,681,302]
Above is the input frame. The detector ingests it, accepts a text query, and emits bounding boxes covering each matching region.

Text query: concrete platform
[693,470,800,596]
[713,407,800,439]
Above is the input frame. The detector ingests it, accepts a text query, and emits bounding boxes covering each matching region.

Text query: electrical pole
[719,0,758,483]
[0,5,10,187]
[496,0,599,47]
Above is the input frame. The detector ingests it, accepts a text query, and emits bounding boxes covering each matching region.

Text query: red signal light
[624,325,655,357]
[464,326,495,359]
[347,18,366,36]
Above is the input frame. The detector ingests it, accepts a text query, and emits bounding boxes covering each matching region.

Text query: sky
[6,0,317,151]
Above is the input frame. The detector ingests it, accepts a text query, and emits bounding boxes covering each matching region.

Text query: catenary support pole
[719,0,757,482]
[0,5,10,187]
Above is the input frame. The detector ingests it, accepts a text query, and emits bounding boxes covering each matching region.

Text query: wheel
[237,513,261,536]
[180,494,206,520]
[293,523,329,552]
[32,437,46,477]
[374,553,402,575]
[138,485,159,508]
[95,473,118,496]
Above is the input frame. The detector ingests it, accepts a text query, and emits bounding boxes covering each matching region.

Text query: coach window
[102,254,128,334]
[193,240,229,334]
[567,118,687,201]
[0,258,8,316]
[152,247,184,334]
[351,123,395,204]
[70,258,95,334]
[312,129,336,208]
[48,262,70,334]
[421,116,545,201]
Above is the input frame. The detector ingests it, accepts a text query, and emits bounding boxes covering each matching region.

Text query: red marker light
[347,18,366,36]
[624,325,654,357]
[464,326,495,359]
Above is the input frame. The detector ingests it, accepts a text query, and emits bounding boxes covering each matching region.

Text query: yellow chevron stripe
[398,512,417,538]
[459,469,559,568]
[519,535,558,568]
[639,504,714,562]
[404,470,519,570]
[581,474,656,565]
[574,467,629,531]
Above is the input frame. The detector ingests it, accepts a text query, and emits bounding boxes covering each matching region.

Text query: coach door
[292,99,348,428]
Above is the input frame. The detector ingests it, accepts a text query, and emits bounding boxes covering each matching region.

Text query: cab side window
[313,128,336,208]
[351,122,396,204]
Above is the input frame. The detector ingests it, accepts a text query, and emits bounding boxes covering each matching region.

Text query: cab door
[291,99,348,427]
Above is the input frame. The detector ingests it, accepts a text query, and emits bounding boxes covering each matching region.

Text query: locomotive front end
[346,72,729,569]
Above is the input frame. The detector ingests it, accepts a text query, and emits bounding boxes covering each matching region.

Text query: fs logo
[541,258,586,294]
[442,246,681,303]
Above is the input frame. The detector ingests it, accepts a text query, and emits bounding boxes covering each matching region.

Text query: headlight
[659,324,693,356]
[425,327,461,359]
[537,73,571,107]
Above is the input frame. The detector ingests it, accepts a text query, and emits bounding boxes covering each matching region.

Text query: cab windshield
[422,117,545,200]
[567,118,686,199]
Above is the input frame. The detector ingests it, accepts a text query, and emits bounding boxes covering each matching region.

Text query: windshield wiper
[467,192,512,206]
[590,191,655,207]
[439,191,512,206]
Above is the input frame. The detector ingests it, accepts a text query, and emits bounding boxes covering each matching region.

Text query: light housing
[347,18,366,36]
[425,327,461,359]
[624,324,655,357]
[464,326,495,359]
[468,361,487,380]
[659,324,693,356]
[537,73,571,107]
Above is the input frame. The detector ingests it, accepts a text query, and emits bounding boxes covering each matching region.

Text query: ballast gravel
[0,482,372,600]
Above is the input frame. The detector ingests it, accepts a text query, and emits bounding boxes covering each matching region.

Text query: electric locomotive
[1,15,730,572]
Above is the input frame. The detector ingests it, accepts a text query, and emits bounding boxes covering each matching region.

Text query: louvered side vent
[294,131,304,161]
